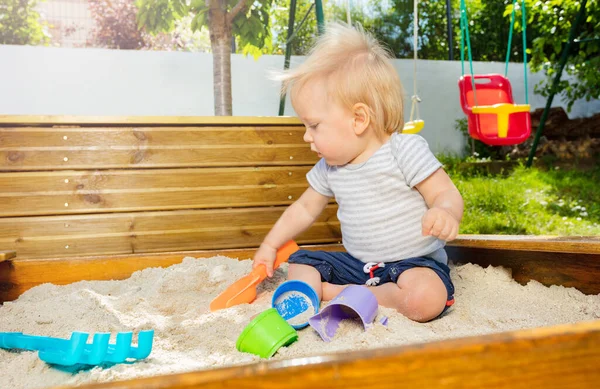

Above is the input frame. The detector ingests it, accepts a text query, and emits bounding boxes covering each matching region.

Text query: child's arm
[415,168,464,241]
[253,187,331,276]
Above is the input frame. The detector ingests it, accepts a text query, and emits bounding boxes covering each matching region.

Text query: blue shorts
[288,250,455,312]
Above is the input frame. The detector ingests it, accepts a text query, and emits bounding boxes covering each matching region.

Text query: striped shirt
[307,133,446,264]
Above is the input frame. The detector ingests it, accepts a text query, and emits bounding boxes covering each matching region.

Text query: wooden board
[0,167,318,216]
[0,115,302,125]
[0,126,319,170]
[0,206,341,258]
[0,147,317,170]
[0,126,306,147]
[452,234,600,254]
[67,320,600,389]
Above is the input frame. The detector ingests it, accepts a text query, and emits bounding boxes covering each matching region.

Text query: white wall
[1,45,598,155]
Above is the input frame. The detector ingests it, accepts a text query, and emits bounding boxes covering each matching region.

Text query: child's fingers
[439,222,454,240]
[421,211,437,235]
[430,217,446,237]
[253,258,274,277]
[253,261,271,277]
[448,224,459,241]
[265,261,274,277]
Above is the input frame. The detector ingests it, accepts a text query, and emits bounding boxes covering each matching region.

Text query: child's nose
[303,129,313,143]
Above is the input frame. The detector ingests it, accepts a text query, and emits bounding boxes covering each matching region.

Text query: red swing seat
[458,74,531,146]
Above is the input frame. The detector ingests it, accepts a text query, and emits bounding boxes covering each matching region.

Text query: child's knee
[288,263,322,285]
[287,263,324,300]
[396,268,448,322]
[399,287,446,322]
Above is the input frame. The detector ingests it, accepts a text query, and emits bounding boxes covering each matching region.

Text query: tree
[137,0,273,115]
[329,0,597,111]
[514,0,599,111]
[326,0,518,61]
[0,0,49,45]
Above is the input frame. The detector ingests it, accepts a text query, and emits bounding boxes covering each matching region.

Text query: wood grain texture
[65,320,600,389]
[0,115,302,125]
[453,234,600,254]
[0,126,319,170]
[0,146,317,171]
[0,206,341,258]
[0,126,306,147]
[0,167,316,216]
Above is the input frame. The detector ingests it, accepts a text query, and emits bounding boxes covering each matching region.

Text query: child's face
[293,79,364,166]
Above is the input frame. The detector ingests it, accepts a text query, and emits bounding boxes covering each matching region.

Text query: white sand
[1,255,599,388]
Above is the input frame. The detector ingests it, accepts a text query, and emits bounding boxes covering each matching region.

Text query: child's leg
[370,267,447,322]
[287,250,365,301]
[321,282,347,301]
[288,263,324,300]
[286,271,347,301]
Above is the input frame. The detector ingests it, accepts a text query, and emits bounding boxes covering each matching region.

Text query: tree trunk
[208,3,233,116]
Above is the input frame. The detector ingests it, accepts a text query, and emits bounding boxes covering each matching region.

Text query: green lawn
[440,160,600,236]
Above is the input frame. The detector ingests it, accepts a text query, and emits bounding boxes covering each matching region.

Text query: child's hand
[421,208,459,241]
[252,243,278,277]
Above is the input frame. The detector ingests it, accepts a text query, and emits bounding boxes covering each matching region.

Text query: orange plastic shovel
[209,240,300,312]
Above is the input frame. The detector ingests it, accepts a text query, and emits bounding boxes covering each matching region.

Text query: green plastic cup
[236,308,298,358]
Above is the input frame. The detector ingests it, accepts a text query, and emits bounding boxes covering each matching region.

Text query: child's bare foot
[321,282,348,301]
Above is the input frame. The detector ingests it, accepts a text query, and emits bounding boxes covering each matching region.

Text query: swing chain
[408,0,421,123]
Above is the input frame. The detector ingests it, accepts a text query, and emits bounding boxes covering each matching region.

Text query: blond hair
[277,22,404,135]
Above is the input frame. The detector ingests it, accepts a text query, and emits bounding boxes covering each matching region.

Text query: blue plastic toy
[272,280,320,329]
[0,330,154,366]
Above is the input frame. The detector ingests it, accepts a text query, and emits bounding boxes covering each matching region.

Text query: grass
[439,157,600,236]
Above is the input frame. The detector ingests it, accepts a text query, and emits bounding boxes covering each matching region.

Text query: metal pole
[315,0,325,35]
[446,0,453,60]
[526,0,587,167]
[278,0,298,116]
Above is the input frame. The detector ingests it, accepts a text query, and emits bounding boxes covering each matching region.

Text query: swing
[402,0,424,134]
[458,0,531,146]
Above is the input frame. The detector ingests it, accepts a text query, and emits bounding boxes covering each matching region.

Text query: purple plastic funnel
[308,285,378,342]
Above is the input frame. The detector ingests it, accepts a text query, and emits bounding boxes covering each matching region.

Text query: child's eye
[309,123,319,130]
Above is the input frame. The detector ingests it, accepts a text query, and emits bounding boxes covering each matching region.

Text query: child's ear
[352,103,371,135]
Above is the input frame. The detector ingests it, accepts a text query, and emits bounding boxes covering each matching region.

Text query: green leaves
[136,0,273,60]
[191,9,208,32]
[232,0,273,59]
[172,0,187,16]
[136,0,189,33]
[523,0,599,111]
[0,0,49,45]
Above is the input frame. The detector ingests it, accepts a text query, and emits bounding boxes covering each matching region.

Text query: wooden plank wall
[0,117,342,259]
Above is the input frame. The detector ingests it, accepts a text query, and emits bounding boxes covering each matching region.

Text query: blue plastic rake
[0,330,154,366]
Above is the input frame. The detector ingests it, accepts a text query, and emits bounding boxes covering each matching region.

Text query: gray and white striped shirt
[307,133,446,264]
